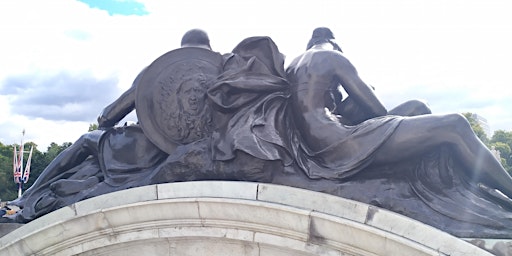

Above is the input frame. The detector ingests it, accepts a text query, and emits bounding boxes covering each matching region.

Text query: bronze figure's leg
[373,113,512,198]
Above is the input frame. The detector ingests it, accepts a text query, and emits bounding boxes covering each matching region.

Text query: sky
[0,0,511,151]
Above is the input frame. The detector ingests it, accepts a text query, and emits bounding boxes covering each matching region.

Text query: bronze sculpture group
[3,28,512,239]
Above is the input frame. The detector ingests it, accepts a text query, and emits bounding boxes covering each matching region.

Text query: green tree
[88,123,98,132]
[0,141,71,202]
[462,112,489,145]
[0,142,42,201]
[490,130,512,174]
[43,142,70,163]
[491,130,512,147]
[490,142,511,171]
[0,142,17,201]
[458,113,512,174]
[491,142,511,159]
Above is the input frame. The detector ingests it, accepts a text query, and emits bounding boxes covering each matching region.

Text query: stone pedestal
[0,181,499,255]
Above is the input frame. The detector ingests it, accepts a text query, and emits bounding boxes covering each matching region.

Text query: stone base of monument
[0,181,507,255]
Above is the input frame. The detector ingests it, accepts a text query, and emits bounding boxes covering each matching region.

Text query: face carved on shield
[178,79,207,116]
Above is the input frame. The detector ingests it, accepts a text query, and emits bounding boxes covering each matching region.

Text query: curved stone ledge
[0,181,492,256]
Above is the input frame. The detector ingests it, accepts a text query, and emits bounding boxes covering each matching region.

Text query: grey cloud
[380,84,496,113]
[1,71,122,122]
[380,84,512,132]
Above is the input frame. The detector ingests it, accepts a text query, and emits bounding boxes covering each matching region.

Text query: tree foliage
[462,112,489,145]
[88,123,98,132]
[0,142,17,201]
[490,130,512,173]
[0,141,71,201]
[463,112,512,174]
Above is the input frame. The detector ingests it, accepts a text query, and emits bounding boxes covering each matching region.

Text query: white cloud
[1,0,511,149]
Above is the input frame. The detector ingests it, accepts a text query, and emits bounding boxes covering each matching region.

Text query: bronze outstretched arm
[97,68,146,128]
[97,85,136,128]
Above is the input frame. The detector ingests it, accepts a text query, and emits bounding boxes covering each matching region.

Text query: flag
[13,146,22,184]
[23,146,33,183]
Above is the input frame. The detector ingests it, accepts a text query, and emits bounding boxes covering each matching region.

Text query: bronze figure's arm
[97,69,145,128]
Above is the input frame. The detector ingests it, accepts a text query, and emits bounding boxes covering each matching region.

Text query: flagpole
[18,130,24,198]
[18,182,22,198]
[13,129,31,198]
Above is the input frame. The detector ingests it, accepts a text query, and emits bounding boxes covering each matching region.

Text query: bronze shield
[136,47,223,154]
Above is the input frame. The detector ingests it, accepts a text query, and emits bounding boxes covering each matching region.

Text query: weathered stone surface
[0,182,496,256]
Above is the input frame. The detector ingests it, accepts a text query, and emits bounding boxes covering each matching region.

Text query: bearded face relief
[165,76,212,144]
[179,79,207,116]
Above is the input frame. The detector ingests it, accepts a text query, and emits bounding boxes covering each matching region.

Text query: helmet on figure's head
[181,29,211,50]
[311,27,335,40]
[307,27,342,52]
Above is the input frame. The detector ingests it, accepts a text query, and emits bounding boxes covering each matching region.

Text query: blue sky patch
[78,0,148,16]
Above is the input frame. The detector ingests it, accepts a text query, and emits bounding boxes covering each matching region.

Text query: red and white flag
[13,146,22,184]
[23,146,33,183]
